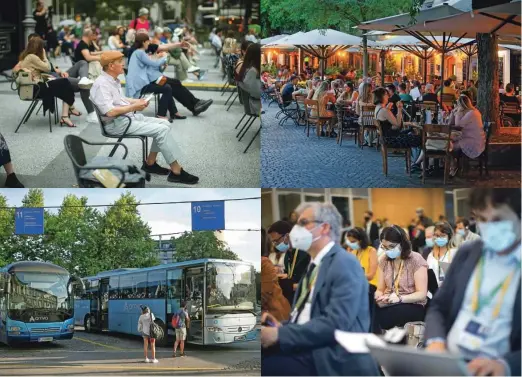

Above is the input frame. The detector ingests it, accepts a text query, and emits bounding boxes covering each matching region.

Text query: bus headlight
[9,327,21,332]
[67,325,75,332]
[206,327,223,332]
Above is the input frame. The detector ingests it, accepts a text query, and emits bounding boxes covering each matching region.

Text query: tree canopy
[172,231,240,262]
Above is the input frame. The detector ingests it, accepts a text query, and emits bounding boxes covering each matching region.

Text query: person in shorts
[138,305,158,363]
[173,301,190,357]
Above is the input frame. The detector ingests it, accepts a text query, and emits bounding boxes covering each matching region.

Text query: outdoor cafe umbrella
[261,35,288,45]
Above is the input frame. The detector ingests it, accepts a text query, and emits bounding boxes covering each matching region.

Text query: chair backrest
[501,101,521,116]
[91,102,109,136]
[422,124,452,153]
[374,119,384,141]
[360,105,376,126]
[440,93,455,106]
[483,121,494,153]
[419,101,438,112]
[63,134,87,168]
[304,99,319,122]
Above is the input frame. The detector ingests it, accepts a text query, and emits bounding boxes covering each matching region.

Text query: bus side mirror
[68,276,85,295]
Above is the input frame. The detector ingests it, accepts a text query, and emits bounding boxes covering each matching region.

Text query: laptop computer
[367,342,470,376]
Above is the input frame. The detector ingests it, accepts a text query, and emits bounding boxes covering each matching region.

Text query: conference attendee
[346,227,379,291]
[422,83,438,103]
[261,202,380,376]
[340,219,353,245]
[455,218,481,245]
[422,225,435,258]
[425,222,457,286]
[424,188,521,377]
[261,228,291,322]
[364,211,380,246]
[416,207,434,228]
[374,225,428,332]
[90,51,199,185]
[0,133,24,188]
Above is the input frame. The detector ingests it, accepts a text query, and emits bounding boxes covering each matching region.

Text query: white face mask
[289,224,322,251]
[478,220,518,253]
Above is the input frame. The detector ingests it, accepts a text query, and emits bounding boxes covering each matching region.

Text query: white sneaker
[152,359,159,363]
[78,77,94,89]
[86,112,98,124]
[144,358,150,363]
[187,66,200,73]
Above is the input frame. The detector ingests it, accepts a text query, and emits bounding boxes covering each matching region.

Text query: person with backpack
[138,306,158,363]
[172,301,190,357]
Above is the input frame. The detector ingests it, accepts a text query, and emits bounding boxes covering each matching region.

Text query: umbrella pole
[467,55,471,82]
[424,56,428,85]
[380,49,385,87]
[440,33,446,105]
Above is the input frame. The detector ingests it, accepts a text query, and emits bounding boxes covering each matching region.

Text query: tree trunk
[477,33,500,133]
[362,35,368,77]
[243,0,253,37]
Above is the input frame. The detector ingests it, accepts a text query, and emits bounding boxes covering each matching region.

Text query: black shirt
[501,94,521,105]
[389,93,401,115]
[74,40,95,62]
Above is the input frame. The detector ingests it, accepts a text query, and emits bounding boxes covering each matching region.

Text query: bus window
[131,273,147,299]
[119,275,133,299]
[109,276,119,299]
[167,269,182,299]
[147,270,166,299]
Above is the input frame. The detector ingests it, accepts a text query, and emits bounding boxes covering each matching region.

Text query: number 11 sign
[191,201,225,231]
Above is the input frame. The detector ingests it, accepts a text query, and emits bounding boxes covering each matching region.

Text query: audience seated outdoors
[74,28,104,83]
[89,51,199,185]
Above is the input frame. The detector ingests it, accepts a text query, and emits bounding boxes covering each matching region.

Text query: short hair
[373,87,388,105]
[506,83,514,93]
[294,202,342,244]
[469,188,521,219]
[365,210,373,217]
[267,221,293,235]
[83,28,93,37]
[434,221,454,239]
[443,79,451,87]
[380,225,412,259]
[134,33,150,49]
[346,227,370,249]
[399,82,407,91]
[386,84,396,93]
[456,217,470,227]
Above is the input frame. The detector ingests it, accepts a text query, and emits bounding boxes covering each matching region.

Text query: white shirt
[90,71,133,122]
[410,87,422,101]
[365,221,372,238]
[427,248,457,286]
[294,241,335,325]
[211,34,222,50]
[137,312,155,336]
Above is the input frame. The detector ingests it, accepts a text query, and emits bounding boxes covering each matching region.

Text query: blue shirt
[446,245,521,365]
[125,49,167,98]
[281,83,296,102]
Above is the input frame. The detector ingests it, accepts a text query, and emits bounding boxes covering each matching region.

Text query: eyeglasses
[379,242,399,251]
[297,218,322,227]
[271,234,286,245]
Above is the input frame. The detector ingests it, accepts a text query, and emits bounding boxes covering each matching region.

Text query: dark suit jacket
[278,243,379,376]
[284,248,310,284]
[366,222,379,244]
[424,240,521,376]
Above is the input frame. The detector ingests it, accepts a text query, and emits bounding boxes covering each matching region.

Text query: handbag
[148,312,163,340]
[16,71,38,100]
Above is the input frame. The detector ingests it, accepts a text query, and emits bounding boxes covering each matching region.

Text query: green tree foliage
[173,231,239,262]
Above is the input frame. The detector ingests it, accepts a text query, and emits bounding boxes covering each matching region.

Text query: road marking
[0,364,224,371]
[73,336,126,351]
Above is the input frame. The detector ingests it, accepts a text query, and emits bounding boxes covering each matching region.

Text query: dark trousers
[141,82,178,117]
[262,345,317,376]
[164,77,199,112]
[375,303,425,331]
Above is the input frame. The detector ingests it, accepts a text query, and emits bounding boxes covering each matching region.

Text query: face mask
[275,242,289,252]
[384,245,401,259]
[289,224,322,252]
[457,229,466,237]
[434,237,448,247]
[346,240,360,250]
[425,238,434,248]
[478,220,518,253]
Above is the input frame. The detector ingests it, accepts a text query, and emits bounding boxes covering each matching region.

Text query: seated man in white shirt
[410,80,422,101]
[89,51,199,185]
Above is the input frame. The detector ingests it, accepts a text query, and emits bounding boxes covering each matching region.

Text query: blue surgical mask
[478,220,518,253]
[384,245,401,259]
[457,229,466,237]
[346,240,360,250]
[275,242,289,252]
[425,238,434,248]
[434,237,448,247]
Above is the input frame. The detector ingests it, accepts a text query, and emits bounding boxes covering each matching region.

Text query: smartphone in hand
[143,93,155,103]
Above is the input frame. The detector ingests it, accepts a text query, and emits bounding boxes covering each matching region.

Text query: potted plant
[325,66,341,79]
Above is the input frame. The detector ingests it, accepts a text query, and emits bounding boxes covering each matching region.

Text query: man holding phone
[90,51,199,185]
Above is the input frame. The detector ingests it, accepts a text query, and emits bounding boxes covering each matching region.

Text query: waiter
[268,220,310,304]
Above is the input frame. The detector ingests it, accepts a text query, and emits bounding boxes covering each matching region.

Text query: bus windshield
[8,271,72,320]
[206,263,255,313]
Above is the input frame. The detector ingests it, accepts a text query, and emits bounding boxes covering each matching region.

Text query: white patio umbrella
[264,32,305,46]
[261,35,288,45]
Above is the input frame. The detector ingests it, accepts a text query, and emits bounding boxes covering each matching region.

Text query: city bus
[74,259,257,345]
[0,261,84,345]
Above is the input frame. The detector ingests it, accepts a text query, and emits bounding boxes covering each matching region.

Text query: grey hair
[295,202,342,244]
[83,28,93,37]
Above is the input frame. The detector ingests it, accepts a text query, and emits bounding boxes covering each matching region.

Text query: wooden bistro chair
[294,94,307,126]
[375,119,412,177]
[440,94,455,113]
[421,124,452,184]
[359,105,378,150]
[459,121,494,177]
[335,102,358,146]
[303,99,334,138]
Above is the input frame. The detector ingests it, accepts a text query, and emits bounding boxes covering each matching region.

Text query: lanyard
[391,261,404,295]
[288,249,299,280]
[436,248,450,280]
[471,256,520,318]
[294,265,319,314]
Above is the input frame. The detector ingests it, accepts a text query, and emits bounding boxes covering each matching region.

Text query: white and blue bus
[74,259,257,345]
[0,261,84,345]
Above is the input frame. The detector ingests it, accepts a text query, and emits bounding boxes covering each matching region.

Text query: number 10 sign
[191,201,225,231]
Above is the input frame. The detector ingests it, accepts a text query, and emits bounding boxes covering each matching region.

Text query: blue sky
[0,189,261,270]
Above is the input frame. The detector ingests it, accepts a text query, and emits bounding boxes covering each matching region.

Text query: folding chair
[14,83,58,133]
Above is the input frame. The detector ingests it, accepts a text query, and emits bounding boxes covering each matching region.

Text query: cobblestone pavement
[260,102,521,188]
[0,328,260,375]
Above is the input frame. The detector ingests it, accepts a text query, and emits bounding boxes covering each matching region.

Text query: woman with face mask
[346,227,379,290]
[374,225,428,332]
[426,222,457,286]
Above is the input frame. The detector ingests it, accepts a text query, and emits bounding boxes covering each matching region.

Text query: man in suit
[455,217,481,244]
[425,188,521,376]
[267,220,310,304]
[364,211,380,246]
[261,203,379,376]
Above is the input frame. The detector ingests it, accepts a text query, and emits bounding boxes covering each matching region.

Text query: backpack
[171,309,185,329]
[148,312,163,340]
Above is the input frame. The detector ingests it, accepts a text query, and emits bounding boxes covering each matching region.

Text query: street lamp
[22,0,37,45]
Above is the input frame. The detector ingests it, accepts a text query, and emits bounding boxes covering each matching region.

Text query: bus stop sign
[15,208,44,235]
[191,201,225,231]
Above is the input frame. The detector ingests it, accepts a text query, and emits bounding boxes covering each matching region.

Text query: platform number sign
[191,201,225,231]
[15,208,44,235]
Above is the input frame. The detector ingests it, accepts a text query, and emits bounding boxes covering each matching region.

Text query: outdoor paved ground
[260,101,521,188]
[0,327,260,376]
[0,49,259,188]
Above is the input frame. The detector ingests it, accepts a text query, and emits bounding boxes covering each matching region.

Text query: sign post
[191,201,225,231]
[14,208,44,235]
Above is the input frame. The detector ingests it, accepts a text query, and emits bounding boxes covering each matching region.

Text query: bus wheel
[84,315,92,333]
[154,319,168,347]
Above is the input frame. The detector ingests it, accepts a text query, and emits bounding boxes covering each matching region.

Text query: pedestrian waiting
[138,305,158,363]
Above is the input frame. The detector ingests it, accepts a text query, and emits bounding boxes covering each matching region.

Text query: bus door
[183,266,205,344]
[166,269,182,328]
[0,273,7,344]
[98,278,109,330]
